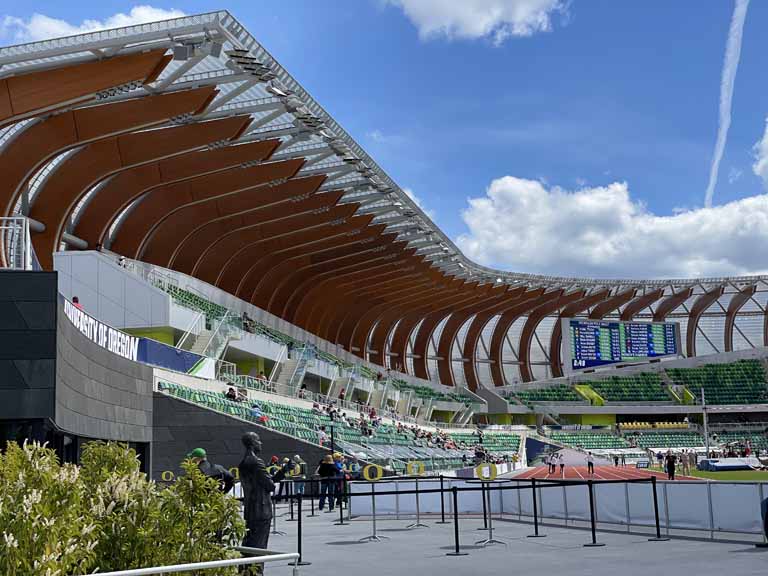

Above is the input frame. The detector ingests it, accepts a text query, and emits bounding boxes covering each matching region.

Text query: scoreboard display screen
[563,319,680,373]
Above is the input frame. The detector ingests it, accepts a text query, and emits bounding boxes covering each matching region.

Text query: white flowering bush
[0,441,245,575]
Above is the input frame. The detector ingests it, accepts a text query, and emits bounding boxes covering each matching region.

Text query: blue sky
[3,1,768,279]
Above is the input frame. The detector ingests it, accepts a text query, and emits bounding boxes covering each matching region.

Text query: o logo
[475,463,498,481]
[229,467,240,480]
[161,470,175,482]
[362,464,383,481]
[266,465,279,475]
[406,461,425,476]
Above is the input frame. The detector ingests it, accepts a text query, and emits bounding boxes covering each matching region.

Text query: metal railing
[176,309,205,351]
[72,549,299,576]
[0,216,35,269]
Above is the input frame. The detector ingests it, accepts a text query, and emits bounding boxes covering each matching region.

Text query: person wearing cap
[187,448,235,494]
[275,457,293,502]
[292,455,307,495]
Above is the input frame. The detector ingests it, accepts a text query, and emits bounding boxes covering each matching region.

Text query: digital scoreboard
[562,319,680,373]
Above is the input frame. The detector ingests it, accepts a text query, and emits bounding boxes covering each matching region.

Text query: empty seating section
[156,382,500,471]
[513,385,583,404]
[666,360,768,405]
[631,432,703,448]
[583,373,670,403]
[550,431,630,450]
[446,431,520,453]
[391,379,473,404]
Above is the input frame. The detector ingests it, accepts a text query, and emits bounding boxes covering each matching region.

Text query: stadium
[1,8,767,576]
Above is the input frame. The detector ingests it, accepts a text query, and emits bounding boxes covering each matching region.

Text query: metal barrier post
[287,481,296,522]
[475,482,505,547]
[478,481,488,530]
[527,478,545,538]
[296,495,311,566]
[308,480,317,517]
[271,497,286,536]
[359,482,388,542]
[648,476,669,541]
[446,486,469,556]
[407,477,429,529]
[436,475,449,524]
[335,478,347,526]
[584,480,605,547]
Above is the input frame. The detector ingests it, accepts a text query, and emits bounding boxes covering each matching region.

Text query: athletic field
[513,465,697,481]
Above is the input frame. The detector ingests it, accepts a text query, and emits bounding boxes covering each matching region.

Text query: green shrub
[0,441,245,575]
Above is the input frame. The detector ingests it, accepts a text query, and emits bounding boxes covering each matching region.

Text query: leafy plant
[0,441,245,576]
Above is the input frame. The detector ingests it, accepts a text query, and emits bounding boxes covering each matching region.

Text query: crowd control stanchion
[295,495,311,566]
[648,476,670,542]
[446,486,469,556]
[527,478,546,538]
[475,482,505,547]
[271,497,286,536]
[359,482,388,543]
[436,475,449,524]
[334,478,347,526]
[308,479,318,517]
[478,481,488,530]
[287,481,296,522]
[584,480,605,547]
[407,477,429,529]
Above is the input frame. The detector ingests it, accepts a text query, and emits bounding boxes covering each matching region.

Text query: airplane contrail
[704,0,750,208]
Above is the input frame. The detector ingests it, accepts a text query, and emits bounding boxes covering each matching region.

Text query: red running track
[513,465,697,481]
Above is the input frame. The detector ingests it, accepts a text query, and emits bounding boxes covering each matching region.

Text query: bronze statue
[239,431,275,551]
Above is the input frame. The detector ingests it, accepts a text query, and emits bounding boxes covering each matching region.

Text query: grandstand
[0,9,767,496]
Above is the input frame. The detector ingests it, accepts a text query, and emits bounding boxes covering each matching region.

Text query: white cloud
[753,117,768,189]
[456,176,768,279]
[703,0,750,207]
[1,6,186,43]
[403,187,436,220]
[385,0,566,44]
[727,167,743,184]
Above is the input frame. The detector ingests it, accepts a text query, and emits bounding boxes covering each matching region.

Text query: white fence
[348,477,767,542]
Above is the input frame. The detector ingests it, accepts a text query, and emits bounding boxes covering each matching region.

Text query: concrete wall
[56,300,154,443]
[54,251,169,329]
[0,271,57,419]
[152,393,331,480]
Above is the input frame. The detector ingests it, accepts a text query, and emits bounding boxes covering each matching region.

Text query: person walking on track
[586,452,595,476]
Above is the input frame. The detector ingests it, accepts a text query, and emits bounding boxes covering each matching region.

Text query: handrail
[176,309,205,351]
[268,344,287,386]
[201,310,230,358]
[73,550,299,576]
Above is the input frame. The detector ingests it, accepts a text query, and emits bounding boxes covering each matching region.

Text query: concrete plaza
[264,503,767,576]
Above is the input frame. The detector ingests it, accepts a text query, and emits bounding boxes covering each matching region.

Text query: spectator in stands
[338,388,346,401]
[118,256,126,268]
[312,402,322,415]
[316,455,337,512]
[225,387,242,403]
[586,452,595,475]
[187,448,234,493]
[318,426,328,447]
[72,296,83,310]
[250,403,262,419]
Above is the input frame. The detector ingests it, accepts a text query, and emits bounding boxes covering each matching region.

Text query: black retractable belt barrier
[478,481,488,531]
[475,481,505,547]
[270,497,286,536]
[584,480,605,547]
[287,481,296,522]
[446,486,469,556]
[407,477,429,529]
[308,479,317,517]
[436,475,449,524]
[295,495,311,566]
[359,482,388,543]
[527,478,545,538]
[335,478,347,526]
[648,475,669,542]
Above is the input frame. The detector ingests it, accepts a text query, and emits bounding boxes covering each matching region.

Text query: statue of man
[239,431,275,550]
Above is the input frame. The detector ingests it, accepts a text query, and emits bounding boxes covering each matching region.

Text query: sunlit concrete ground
[263,502,768,576]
